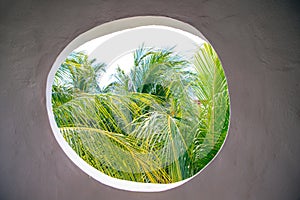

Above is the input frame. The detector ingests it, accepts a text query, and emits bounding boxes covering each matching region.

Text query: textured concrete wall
[0,0,299,199]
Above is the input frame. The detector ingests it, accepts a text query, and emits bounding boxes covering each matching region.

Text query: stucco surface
[0,0,299,199]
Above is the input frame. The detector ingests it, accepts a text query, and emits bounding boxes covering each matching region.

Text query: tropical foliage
[51,43,230,183]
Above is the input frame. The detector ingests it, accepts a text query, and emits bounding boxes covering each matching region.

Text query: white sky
[74,25,205,88]
[74,33,134,88]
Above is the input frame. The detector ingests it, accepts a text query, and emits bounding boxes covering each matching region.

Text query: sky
[74,25,205,88]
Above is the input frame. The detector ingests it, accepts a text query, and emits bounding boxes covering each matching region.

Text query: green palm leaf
[51,43,230,184]
[191,43,230,166]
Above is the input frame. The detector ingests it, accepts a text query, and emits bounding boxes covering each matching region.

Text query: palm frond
[51,44,230,183]
[191,43,230,165]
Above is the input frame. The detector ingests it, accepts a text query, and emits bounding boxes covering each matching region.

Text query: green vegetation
[51,43,230,183]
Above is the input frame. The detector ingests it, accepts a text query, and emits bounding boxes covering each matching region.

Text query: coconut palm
[51,43,230,183]
[52,51,105,102]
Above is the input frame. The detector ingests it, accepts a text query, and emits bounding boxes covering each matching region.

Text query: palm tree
[52,51,105,106]
[51,43,230,183]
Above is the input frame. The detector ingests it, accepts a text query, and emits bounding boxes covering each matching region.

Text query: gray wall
[0,0,299,199]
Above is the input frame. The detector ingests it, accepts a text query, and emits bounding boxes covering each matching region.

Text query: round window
[47,16,230,192]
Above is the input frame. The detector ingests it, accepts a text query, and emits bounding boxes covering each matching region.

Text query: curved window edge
[46,15,230,192]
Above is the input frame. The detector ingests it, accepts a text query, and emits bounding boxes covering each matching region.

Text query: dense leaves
[51,43,230,183]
